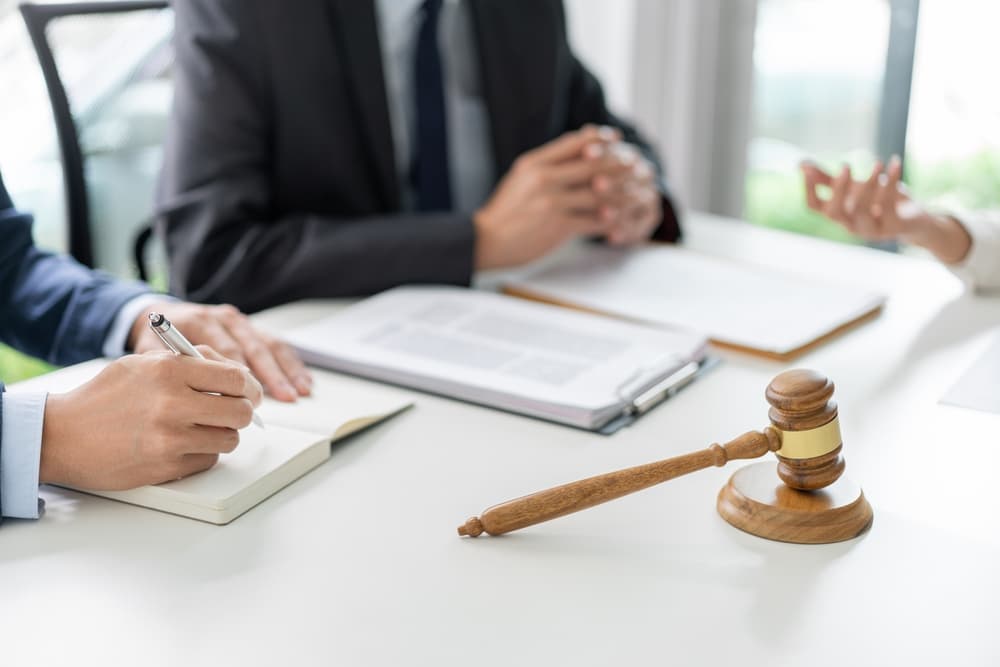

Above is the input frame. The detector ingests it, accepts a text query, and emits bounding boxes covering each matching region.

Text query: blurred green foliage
[744,169,860,243]
[908,150,1000,211]
[0,344,54,384]
[746,150,1000,241]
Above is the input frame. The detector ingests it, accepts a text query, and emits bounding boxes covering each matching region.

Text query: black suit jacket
[158,0,681,313]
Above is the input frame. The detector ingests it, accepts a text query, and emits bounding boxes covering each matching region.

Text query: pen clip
[614,353,685,403]
[628,360,701,416]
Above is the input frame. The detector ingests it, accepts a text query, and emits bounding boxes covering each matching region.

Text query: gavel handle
[458,428,781,537]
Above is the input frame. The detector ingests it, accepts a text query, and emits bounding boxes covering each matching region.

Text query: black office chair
[19,1,171,282]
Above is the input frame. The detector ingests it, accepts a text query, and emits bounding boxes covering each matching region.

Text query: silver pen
[148,312,265,428]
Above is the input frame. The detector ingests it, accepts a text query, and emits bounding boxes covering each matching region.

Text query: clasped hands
[474,124,663,269]
[40,302,313,491]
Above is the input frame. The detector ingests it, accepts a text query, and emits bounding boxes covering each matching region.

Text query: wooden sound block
[717,462,873,544]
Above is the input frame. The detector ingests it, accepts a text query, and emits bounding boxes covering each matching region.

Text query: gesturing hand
[801,158,972,263]
[40,348,263,490]
[129,301,312,402]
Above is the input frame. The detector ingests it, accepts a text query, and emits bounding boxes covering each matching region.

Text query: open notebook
[284,286,708,432]
[10,361,413,524]
[505,244,886,360]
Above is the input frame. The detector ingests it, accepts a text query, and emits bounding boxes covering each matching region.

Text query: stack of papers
[284,286,708,431]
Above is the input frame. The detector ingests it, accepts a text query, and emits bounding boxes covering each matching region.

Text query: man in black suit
[158,0,681,313]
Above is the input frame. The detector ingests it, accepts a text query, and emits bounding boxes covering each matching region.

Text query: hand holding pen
[149,312,266,428]
[40,324,264,490]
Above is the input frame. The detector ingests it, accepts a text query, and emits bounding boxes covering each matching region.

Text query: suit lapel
[469,0,524,175]
[470,0,557,176]
[327,0,400,210]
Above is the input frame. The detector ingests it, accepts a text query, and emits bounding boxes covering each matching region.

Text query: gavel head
[765,369,846,491]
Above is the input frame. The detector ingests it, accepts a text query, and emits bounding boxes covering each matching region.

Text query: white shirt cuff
[1,391,46,519]
[948,212,1000,293]
[102,294,176,358]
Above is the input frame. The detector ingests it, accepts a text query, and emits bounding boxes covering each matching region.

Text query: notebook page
[255,368,413,436]
[96,423,326,510]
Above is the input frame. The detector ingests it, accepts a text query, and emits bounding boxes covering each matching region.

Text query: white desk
[3,213,1000,666]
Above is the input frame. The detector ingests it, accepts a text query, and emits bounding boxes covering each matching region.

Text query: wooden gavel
[458,369,873,544]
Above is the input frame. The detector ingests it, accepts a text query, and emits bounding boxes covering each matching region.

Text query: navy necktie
[413,0,452,211]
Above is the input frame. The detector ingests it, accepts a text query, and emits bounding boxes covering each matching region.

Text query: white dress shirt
[375,0,496,214]
[1,293,164,519]
[951,212,1000,292]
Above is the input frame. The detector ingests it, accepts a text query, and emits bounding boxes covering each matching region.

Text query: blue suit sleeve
[0,173,155,528]
[0,182,152,366]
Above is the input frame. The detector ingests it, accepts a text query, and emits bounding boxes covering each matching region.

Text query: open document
[284,286,708,432]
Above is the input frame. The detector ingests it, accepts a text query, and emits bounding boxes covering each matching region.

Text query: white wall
[563,0,637,117]
[564,0,757,217]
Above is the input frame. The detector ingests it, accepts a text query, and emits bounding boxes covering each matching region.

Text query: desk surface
[3,213,999,666]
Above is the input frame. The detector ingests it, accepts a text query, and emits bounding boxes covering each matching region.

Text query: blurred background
[1,0,998,379]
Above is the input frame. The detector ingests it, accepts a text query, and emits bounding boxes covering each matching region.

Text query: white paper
[507,244,886,355]
[941,333,1000,414]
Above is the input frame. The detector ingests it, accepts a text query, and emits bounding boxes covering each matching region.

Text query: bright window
[745,0,1000,246]
[745,0,891,243]
[905,0,1000,212]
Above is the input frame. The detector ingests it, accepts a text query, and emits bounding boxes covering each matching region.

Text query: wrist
[39,393,70,485]
[126,311,148,352]
[473,208,502,270]
[905,213,972,264]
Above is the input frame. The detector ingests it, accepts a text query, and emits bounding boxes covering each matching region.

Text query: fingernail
[598,125,617,141]
[584,143,604,159]
[618,149,637,166]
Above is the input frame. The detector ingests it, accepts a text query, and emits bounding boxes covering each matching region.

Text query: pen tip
[148,312,165,327]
